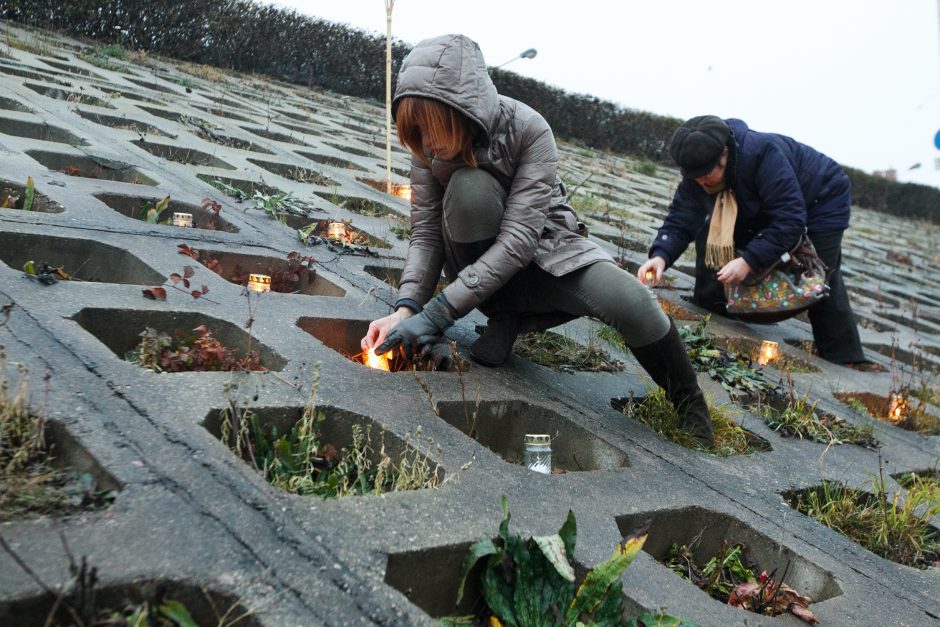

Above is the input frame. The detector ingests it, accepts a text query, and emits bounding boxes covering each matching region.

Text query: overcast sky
[269,1,940,189]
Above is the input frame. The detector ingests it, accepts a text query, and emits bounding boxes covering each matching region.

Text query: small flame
[757,340,779,366]
[394,185,413,202]
[363,347,392,371]
[887,391,907,423]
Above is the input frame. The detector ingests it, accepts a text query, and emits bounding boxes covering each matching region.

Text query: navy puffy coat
[649,119,851,272]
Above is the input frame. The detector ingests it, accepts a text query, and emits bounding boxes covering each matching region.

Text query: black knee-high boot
[630,321,714,447]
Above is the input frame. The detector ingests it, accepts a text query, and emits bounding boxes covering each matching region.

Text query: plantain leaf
[533,534,575,582]
[566,526,648,624]
[456,537,499,605]
[558,509,576,561]
[22,260,36,276]
[155,195,171,212]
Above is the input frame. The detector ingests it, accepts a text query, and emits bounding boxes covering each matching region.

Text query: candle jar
[644,270,655,286]
[247,273,271,293]
[172,212,193,227]
[327,221,347,240]
[757,340,779,366]
[523,434,552,475]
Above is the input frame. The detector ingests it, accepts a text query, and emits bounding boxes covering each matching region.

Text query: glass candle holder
[172,212,193,227]
[644,270,655,286]
[887,391,908,423]
[247,273,271,293]
[327,221,347,240]
[523,434,552,475]
[757,340,779,366]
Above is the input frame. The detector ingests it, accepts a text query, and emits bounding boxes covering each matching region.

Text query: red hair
[395,96,478,166]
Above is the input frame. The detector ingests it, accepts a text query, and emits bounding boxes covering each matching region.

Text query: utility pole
[385,0,395,195]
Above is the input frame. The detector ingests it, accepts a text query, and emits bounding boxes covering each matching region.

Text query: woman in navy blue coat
[637,116,866,365]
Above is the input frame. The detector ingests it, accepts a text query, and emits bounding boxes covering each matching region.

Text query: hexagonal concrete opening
[124,76,179,94]
[75,108,175,138]
[783,484,940,569]
[202,404,444,492]
[135,104,188,122]
[863,343,940,371]
[612,395,772,456]
[95,84,163,105]
[37,57,103,78]
[192,104,253,121]
[296,150,368,172]
[0,580,257,627]
[0,232,164,284]
[246,158,336,186]
[298,219,391,250]
[187,248,346,296]
[296,316,460,372]
[436,399,629,471]
[242,124,311,144]
[783,338,889,372]
[94,192,240,233]
[739,389,880,449]
[0,66,71,86]
[276,120,325,137]
[197,173,282,199]
[1,419,119,523]
[0,179,63,213]
[26,150,157,185]
[323,140,375,158]
[0,95,32,112]
[615,506,842,608]
[72,308,287,372]
[23,81,114,108]
[193,129,273,153]
[131,139,235,169]
[314,192,404,219]
[384,540,643,622]
[833,391,940,435]
[0,116,87,145]
[710,336,820,373]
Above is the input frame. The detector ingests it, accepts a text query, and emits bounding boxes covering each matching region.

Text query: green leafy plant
[220,370,442,497]
[22,260,73,285]
[678,319,777,397]
[751,381,878,449]
[444,496,692,627]
[664,541,817,623]
[616,387,769,456]
[788,466,940,569]
[140,195,171,224]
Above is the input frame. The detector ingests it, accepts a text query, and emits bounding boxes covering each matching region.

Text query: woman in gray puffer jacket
[362,34,715,446]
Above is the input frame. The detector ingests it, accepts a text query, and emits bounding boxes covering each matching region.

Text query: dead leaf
[142,287,167,300]
[183,265,195,278]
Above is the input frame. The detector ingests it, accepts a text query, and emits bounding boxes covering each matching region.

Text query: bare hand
[715,257,753,285]
[361,307,414,350]
[637,257,667,286]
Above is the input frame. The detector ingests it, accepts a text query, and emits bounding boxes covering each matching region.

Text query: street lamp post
[495,48,537,70]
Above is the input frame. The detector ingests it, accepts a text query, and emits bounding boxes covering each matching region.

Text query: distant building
[873,169,897,181]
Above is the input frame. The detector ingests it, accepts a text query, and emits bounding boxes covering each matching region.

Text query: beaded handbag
[725,232,830,323]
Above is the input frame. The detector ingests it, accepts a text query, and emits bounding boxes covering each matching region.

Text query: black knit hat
[670,115,731,178]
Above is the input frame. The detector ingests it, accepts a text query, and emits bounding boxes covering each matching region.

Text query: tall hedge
[4,0,939,220]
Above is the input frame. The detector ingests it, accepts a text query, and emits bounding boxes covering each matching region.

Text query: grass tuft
[788,474,940,569]
[616,386,770,456]
[514,331,624,373]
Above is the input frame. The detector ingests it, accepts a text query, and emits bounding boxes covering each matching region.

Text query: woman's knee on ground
[442,168,506,243]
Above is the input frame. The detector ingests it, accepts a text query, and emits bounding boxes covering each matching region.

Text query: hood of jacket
[392,34,500,144]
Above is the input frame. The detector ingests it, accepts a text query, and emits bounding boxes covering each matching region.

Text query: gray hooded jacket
[392,34,612,317]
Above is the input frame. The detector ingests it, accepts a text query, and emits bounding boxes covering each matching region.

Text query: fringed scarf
[705,187,737,270]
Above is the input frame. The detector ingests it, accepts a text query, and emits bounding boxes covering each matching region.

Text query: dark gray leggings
[443,168,670,347]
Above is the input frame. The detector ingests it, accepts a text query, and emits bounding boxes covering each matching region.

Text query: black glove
[375,296,455,359]
[416,339,455,371]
